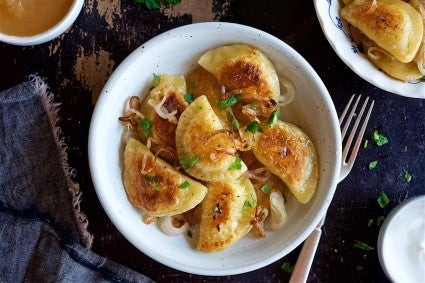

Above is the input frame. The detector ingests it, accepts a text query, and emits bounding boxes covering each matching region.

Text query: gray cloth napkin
[0,76,154,283]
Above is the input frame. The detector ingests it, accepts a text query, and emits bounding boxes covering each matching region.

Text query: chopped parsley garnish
[153,73,160,86]
[281,261,294,274]
[376,216,385,227]
[340,256,344,263]
[260,184,270,194]
[144,176,159,182]
[356,265,364,271]
[265,110,279,127]
[245,121,263,134]
[367,219,374,227]
[363,139,369,148]
[371,129,388,146]
[153,185,160,191]
[242,194,257,212]
[228,157,242,170]
[217,94,238,109]
[140,118,153,138]
[404,171,412,182]
[179,180,190,189]
[184,93,194,104]
[134,0,181,9]
[179,153,200,170]
[368,160,378,169]
[377,192,389,208]
[353,240,374,251]
[227,111,240,129]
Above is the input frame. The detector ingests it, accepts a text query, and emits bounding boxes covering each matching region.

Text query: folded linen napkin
[0,76,154,282]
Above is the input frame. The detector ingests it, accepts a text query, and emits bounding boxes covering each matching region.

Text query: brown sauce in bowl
[0,0,74,36]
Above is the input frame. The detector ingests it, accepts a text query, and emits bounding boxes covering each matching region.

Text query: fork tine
[341,96,370,163]
[340,94,360,140]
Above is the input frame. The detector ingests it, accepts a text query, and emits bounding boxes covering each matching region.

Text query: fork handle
[288,224,323,283]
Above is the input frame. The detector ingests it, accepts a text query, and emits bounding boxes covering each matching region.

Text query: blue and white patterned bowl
[314,0,425,98]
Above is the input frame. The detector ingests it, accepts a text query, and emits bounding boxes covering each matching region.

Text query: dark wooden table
[1,0,424,282]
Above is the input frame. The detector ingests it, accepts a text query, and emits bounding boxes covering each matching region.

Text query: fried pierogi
[123,138,207,217]
[175,95,247,182]
[197,177,256,252]
[140,74,188,162]
[252,120,319,204]
[341,0,423,63]
[198,44,280,120]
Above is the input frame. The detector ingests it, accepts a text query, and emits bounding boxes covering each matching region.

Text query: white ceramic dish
[378,195,425,283]
[88,22,341,276]
[314,0,425,99]
[0,0,84,46]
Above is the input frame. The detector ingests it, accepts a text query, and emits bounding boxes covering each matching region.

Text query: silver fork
[289,94,374,283]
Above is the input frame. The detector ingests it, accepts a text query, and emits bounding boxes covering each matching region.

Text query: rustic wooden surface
[1,0,424,282]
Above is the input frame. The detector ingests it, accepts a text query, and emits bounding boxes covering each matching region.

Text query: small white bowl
[378,195,425,283]
[0,0,84,46]
[88,22,341,275]
[314,0,425,98]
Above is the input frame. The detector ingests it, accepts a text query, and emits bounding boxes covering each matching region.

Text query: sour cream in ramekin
[378,195,425,283]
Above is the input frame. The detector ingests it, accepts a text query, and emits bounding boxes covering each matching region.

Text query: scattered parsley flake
[179,153,200,170]
[367,219,374,227]
[134,0,181,9]
[404,171,412,182]
[144,176,159,182]
[340,256,344,263]
[353,240,374,251]
[153,185,160,191]
[242,194,257,212]
[228,157,242,170]
[356,265,364,271]
[153,73,160,86]
[140,118,153,138]
[217,94,238,109]
[377,192,390,208]
[227,111,240,129]
[372,130,388,146]
[281,261,294,274]
[376,216,385,227]
[246,121,263,134]
[179,180,190,189]
[369,160,378,169]
[260,184,270,194]
[363,139,369,148]
[184,93,194,104]
[265,110,279,127]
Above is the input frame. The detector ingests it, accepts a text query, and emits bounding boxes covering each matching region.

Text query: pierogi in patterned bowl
[88,22,341,276]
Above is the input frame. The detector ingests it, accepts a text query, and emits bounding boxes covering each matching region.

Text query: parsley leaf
[265,110,279,127]
[179,180,190,189]
[404,171,412,182]
[376,216,385,227]
[281,261,294,273]
[134,0,181,9]
[152,73,161,86]
[368,160,378,169]
[367,219,374,227]
[371,129,388,146]
[179,153,200,170]
[353,240,374,251]
[184,93,194,104]
[228,157,242,170]
[140,118,153,138]
[241,193,257,211]
[377,192,389,208]
[217,94,238,109]
[144,176,159,182]
[260,184,270,194]
[246,121,263,134]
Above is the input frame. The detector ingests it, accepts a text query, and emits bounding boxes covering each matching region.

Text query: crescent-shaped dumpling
[175,95,247,182]
[252,120,319,204]
[198,44,280,119]
[340,0,423,63]
[123,138,207,217]
[197,177,256,252]
[139,74,188,163]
